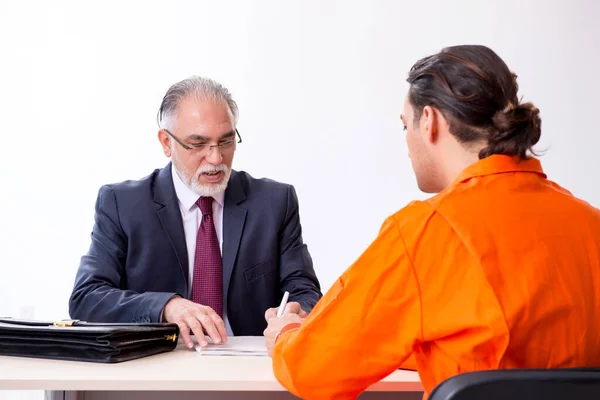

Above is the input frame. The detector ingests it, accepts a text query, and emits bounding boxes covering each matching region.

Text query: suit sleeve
[68,185,178,323]
[278,185,322,313]
[272,216,422,399]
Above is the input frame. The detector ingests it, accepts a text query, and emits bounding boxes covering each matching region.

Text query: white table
[0,344,423,400]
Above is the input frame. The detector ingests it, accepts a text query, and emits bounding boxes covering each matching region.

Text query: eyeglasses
[164,129,242,157]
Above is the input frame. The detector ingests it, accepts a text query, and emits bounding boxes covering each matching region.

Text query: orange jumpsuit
[272,155,600,399]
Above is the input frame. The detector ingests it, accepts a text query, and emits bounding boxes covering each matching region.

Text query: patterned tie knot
[197,196,213,215]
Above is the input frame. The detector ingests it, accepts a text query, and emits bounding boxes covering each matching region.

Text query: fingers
[177,322,194,349]
[263,320,278,358]
[263,313,304,358]
[284,302,303,315]
[210,312,228,343]
[197,311,222,345]
[185,314,208,348]
[265,302,306,322]
[164,297,231,348]
[265,307,278,321]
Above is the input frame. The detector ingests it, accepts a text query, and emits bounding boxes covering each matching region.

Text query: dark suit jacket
[69,163,322,335]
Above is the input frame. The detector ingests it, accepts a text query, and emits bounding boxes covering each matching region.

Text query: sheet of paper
[194,336,268,356]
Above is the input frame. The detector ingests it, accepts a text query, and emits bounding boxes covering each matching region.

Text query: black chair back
[428,368,600,400]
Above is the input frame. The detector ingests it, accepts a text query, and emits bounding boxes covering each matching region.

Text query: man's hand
[163,297,227,349]
[263,313,304,357]
[264,301,307,321]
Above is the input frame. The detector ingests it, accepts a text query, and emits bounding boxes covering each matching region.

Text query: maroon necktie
[191,196,223,317]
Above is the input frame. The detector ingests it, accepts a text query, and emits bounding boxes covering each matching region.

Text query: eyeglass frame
[162,128,242,154]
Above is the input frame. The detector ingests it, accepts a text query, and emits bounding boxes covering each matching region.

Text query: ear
[421,106,438,144]
[158,130,172,157]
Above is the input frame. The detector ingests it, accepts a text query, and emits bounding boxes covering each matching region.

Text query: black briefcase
[0,318,180,363]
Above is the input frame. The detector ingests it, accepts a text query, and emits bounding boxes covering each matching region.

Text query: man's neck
[440,144,482,188]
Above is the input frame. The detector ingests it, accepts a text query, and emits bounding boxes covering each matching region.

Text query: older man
[69,76,321,348]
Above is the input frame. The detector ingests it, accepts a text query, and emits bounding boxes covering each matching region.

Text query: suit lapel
[154,163,189,294]
[222,171,247,303]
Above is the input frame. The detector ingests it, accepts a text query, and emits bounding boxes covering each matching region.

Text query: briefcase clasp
[53,319,80,327]
[164,334,177,342]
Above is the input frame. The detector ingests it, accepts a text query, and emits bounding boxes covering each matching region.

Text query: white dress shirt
[171,166,233,336]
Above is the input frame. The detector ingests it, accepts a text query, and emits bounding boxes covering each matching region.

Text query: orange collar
[454,154,546,184]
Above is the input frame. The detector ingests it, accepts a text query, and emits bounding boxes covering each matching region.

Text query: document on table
[194,336,267,356]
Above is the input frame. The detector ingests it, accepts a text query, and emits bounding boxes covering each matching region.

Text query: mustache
[195,164,229,175]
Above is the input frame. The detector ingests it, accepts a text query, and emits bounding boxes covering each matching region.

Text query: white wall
[0,0,599,398]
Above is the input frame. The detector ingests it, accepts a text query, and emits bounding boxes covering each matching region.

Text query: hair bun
[479,102,542,159]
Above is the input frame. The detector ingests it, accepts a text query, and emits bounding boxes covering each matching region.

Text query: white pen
[276,291,290,318]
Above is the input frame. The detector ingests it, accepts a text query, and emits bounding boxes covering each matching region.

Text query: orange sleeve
[272,216,423,399]
[399,353,418,370]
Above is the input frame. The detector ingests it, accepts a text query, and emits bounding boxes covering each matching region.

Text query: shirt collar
[454,154,546,184]
[171,164,225,211]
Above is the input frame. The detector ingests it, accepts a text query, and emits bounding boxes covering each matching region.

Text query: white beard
[174,162,231,197]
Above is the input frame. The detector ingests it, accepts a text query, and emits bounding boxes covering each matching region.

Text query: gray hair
[157,76,239,131]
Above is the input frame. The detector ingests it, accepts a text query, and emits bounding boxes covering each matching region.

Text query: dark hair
[406,45,541,159]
